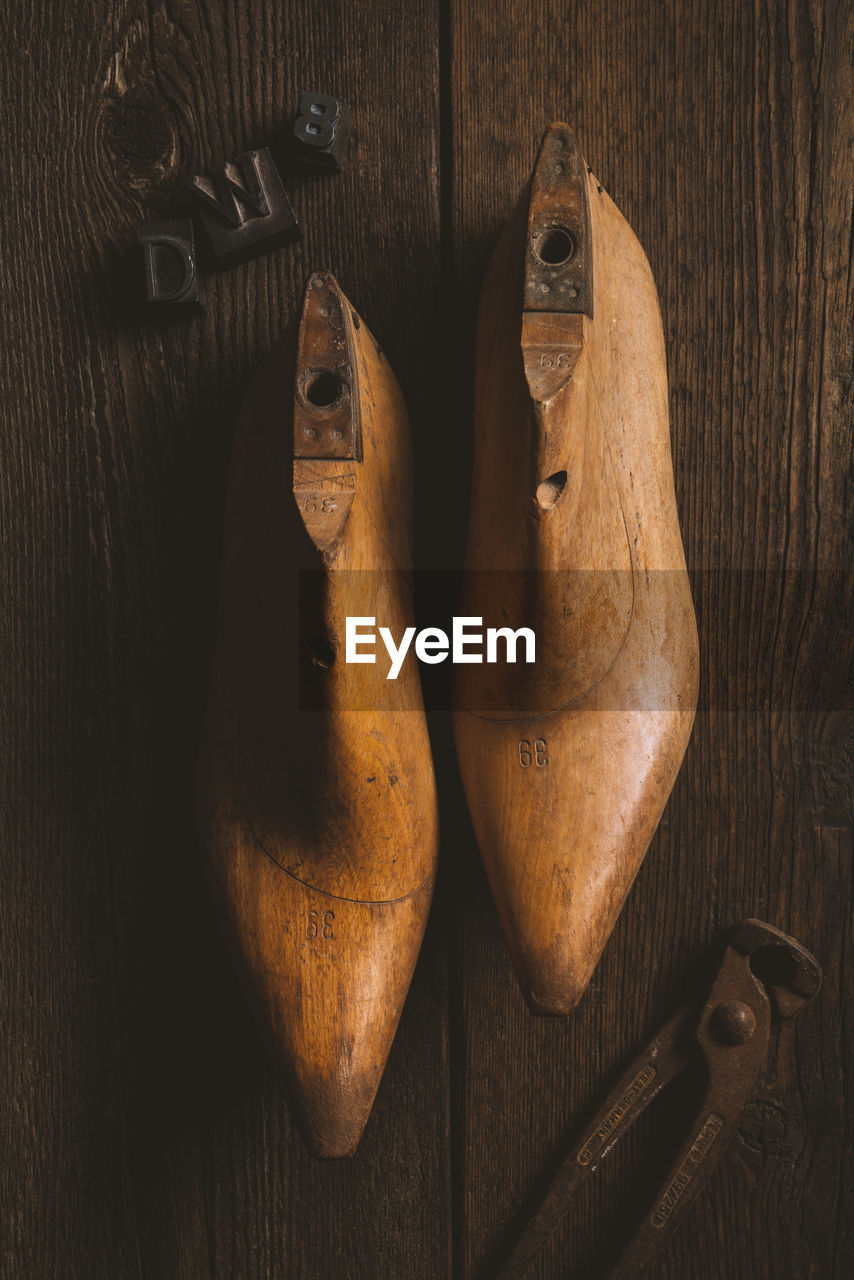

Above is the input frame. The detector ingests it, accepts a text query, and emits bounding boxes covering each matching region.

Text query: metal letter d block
[138,219,205,308]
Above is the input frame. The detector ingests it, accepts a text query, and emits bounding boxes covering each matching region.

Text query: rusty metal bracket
[523,125,593,318]
[293,272,362,461]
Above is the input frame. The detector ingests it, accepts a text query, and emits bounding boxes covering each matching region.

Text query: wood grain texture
[447,0,853,1277]
[1,0,851,1278]
[0,1,447,1277]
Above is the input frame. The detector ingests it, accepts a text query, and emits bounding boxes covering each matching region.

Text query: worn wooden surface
[0,1,850,1278]
[0,2,448,1278]
[447,2,853,1279]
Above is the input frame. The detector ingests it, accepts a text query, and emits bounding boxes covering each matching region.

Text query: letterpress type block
[292,93,353,171]
[137,219,205,308]
[184,148,301,267]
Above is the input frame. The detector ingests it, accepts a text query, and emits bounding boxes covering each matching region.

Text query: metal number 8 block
[292,93,353,171]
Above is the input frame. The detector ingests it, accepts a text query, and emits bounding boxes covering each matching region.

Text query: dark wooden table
[2,2,851,1277]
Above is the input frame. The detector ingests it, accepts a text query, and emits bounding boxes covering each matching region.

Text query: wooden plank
[0,2,448,1278]
[447,1,853,1276]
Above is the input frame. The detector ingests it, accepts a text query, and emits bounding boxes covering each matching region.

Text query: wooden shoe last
[200,272,439,1155]
[454,126,699,1014]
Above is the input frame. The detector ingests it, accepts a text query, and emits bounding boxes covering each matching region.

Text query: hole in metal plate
[534,227,576,266]
[305,370,343,408]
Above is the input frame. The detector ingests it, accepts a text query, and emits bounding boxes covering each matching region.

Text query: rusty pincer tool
[496,919,822,1279]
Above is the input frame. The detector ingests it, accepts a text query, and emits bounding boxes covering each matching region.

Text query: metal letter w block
[184,147,301,267]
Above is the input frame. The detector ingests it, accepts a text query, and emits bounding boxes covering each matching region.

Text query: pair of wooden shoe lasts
[199,124,699,1158]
